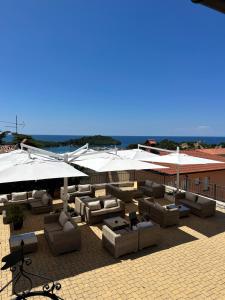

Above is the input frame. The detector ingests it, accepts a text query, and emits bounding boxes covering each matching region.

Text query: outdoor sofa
[60,184,95,203]
[83,196,125,225]
[175,191,216,218]
[0,190,52,214]
[102,220,161,258]
[105,183,143,203]
[138,197,179,227]
[138,180,165,198]
[44,211,81,255]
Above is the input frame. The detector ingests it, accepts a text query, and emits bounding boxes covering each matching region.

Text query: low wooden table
[104,216,129,231]
[166,204,190,218]
[9,232,38,253]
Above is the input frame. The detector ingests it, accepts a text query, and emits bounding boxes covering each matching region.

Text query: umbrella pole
[63,177,68,212]
[63,154,69,212]
[176,147,180,192]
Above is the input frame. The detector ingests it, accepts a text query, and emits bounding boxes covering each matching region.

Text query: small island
[4,133,121,149]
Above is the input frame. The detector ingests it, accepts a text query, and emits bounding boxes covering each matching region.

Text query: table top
[10,232,37,247]
[166,204,190,212]
[104,216,129,230]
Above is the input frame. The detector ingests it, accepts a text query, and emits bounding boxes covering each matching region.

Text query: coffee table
[9,232,38,253]
[166,204,190,218]
[104,216,129,231]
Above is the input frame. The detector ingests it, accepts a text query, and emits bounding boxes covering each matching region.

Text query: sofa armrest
[117,199,125,210]
[44,213,60,224]
[102,225,117,243]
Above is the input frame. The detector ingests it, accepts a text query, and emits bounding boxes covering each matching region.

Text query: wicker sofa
[105,183,143,203]
[138,180,165,198]
[175,191,216,218]
[138,198,179,227]
[60,184,95,203]
[28,190,52,214]
[102,225,138,258]
[0,190,52,214]
[84,197,125,225]
[102,221,161,258]
[44,212,81,255]
[137,221,161,250]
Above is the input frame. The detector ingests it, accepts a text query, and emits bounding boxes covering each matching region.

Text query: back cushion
[12,192,27,201]
[32,190,46,199]
[145,180,153,187]
[152,183,161,188]
[59,211,69,227]
[78,184,91,192]
[41,193,50,205]
[87,200,101,211]
[0,194,8,204]
[104,199,117,209]
[63,221,74,232]
[155,202,165,211]
[67,185,76,193]
[185,192,197,202]
[197,196,211,205]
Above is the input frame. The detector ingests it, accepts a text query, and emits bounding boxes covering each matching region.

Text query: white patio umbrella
[0,149,87,211]
[72,152,167,172]
[115,148,159,162]
[138,145,223,190]
[146,152,223,165]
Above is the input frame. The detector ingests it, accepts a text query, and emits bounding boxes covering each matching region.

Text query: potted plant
[6,204,24,230]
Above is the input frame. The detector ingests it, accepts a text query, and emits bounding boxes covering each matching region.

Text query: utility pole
[0,116,25,134]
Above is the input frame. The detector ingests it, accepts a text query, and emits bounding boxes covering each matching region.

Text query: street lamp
[192,0,225,14]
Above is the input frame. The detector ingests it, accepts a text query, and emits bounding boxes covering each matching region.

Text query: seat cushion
[91,206,120,216]
[45,222,62,234]
[180,199,201,209]
[137,221,154,228]
[30,200,43,208]
[59,211,69,227]
[11,192,27,201]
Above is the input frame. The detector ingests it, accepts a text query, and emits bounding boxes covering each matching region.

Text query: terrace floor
[1,194,225,300]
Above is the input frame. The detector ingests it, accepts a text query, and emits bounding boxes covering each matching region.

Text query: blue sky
[0,0,225,136]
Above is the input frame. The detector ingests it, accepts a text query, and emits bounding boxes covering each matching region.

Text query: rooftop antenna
[0,115,25,134]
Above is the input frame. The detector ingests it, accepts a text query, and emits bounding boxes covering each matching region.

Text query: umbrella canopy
[72,152,167,172]
[146,152,223,165]
[0,150,87,184]
[115,149,159,162]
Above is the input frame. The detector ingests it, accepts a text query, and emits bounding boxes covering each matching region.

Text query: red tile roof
[153,149,225,175]
[197,148,225,156]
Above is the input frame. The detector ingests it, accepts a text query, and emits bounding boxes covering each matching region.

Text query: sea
[5,135,225,154]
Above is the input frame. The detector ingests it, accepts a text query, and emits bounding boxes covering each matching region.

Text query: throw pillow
[32,190,46,199]
[59,211,69,227]
[87,200,101,211]
[145,180,153,187]
[41,193,49,205]
[104,199,117,209]
[11,192,27,201]
[0,195,8,204]
[78,184,91,192]
[63,221,74,232]
[185,192,197,202]
[67,185,76,193]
